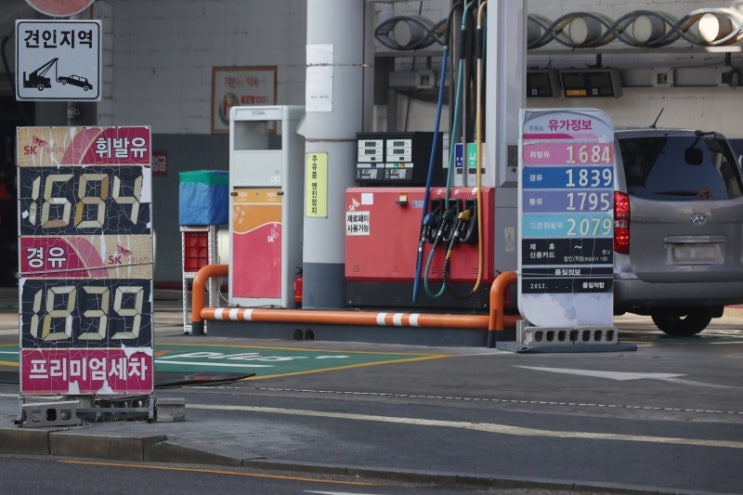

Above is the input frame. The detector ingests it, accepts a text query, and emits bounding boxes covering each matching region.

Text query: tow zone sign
[16,20,101,101]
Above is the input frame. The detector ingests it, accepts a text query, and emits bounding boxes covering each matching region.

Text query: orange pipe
[488,270,518,331]
[190,264,520,345]
[488,271,520,347]
[201,307,490,329]
[190,263,228,335]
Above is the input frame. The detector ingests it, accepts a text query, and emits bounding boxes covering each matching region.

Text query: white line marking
[154,360,272,368]
[517,366,685,381]
[516,366,741,389]
[188,403,743,450]
[305,492,383,495]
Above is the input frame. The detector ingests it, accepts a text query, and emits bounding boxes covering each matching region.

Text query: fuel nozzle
[454,201,478,245]
[422,207,441,244]
[437,206,458,244]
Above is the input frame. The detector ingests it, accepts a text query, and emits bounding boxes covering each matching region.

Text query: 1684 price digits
[20,167,148,235]
[565,143,613,164]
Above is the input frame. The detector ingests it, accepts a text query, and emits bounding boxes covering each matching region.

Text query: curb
[0,426,689,494]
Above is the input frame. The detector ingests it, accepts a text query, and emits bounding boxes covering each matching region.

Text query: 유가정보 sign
[518,109,615,328]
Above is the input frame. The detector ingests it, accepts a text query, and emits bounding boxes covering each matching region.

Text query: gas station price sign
[17,126,154,396]
[18,165,150,236]
[518,109,615,328]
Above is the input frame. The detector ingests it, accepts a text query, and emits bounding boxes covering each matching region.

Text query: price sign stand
[16,126,156,425]
[503,109,635,353]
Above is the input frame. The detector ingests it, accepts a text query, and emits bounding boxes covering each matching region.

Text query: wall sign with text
[17,126,154,396]
[211,66,277,133]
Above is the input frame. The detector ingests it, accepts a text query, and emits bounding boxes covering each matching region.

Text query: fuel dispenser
[346,131,496,311]
[344,3,504,312]
[228,105,304,307]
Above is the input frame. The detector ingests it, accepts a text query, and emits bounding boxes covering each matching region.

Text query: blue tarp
[178,170,229,225]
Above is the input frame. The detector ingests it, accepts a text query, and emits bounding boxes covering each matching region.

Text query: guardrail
[190,265,520,347]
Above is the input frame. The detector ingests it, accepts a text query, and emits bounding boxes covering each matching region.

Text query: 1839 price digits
[564,167,613,188]
[21,280,152,347]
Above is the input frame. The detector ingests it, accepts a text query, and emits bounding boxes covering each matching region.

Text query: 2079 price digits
[567,216,613,237]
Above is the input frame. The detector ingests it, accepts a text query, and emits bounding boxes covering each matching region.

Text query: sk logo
[108,244,133,265]
[23,136,49,155]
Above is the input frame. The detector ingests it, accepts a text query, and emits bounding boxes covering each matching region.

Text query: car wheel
[651,310,711,336]
[60,79,67,85]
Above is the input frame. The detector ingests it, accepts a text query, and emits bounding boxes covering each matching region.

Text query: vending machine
[228,105,304,307]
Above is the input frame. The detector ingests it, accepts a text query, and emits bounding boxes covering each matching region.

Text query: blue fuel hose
[412,3,465,303]
[422,0,472,300]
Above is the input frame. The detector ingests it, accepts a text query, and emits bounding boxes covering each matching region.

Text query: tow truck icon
[23,57,93,92]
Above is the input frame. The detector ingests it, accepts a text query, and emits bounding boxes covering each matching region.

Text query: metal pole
[299,0,372,309]
[488,0,526,274]
[67,9,97,126]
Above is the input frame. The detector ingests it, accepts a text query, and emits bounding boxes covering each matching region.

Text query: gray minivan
[613,128,743,336]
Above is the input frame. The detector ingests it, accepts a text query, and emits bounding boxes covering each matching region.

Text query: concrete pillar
[300,0,372,308]
[487,0,526,273]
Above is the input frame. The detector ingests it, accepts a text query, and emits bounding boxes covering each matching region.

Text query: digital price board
[518,109,615,328]
[20,278,152,348]
[18,166,150,236]
[17,126,153,396]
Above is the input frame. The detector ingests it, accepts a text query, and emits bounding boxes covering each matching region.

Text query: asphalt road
[1,295,743,494]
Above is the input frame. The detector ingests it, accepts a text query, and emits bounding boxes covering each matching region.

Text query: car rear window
[619,135,743,201]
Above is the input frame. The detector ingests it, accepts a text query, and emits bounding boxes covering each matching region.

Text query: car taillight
[614,191,630,254]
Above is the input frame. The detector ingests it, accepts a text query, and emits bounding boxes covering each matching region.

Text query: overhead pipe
[191,264,520,347]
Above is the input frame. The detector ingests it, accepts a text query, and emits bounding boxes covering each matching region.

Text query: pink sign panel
[21,348,153,395]
[19,235,153,279]
[522,142,614,166]
[17,126,151,166]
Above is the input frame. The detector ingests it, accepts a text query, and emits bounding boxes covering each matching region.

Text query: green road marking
[155,343,449,379]
[0,344,15,367]
[0,343,449,378]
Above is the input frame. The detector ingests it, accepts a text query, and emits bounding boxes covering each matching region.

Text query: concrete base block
[21,400,80,428]
[156,397,186,422]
